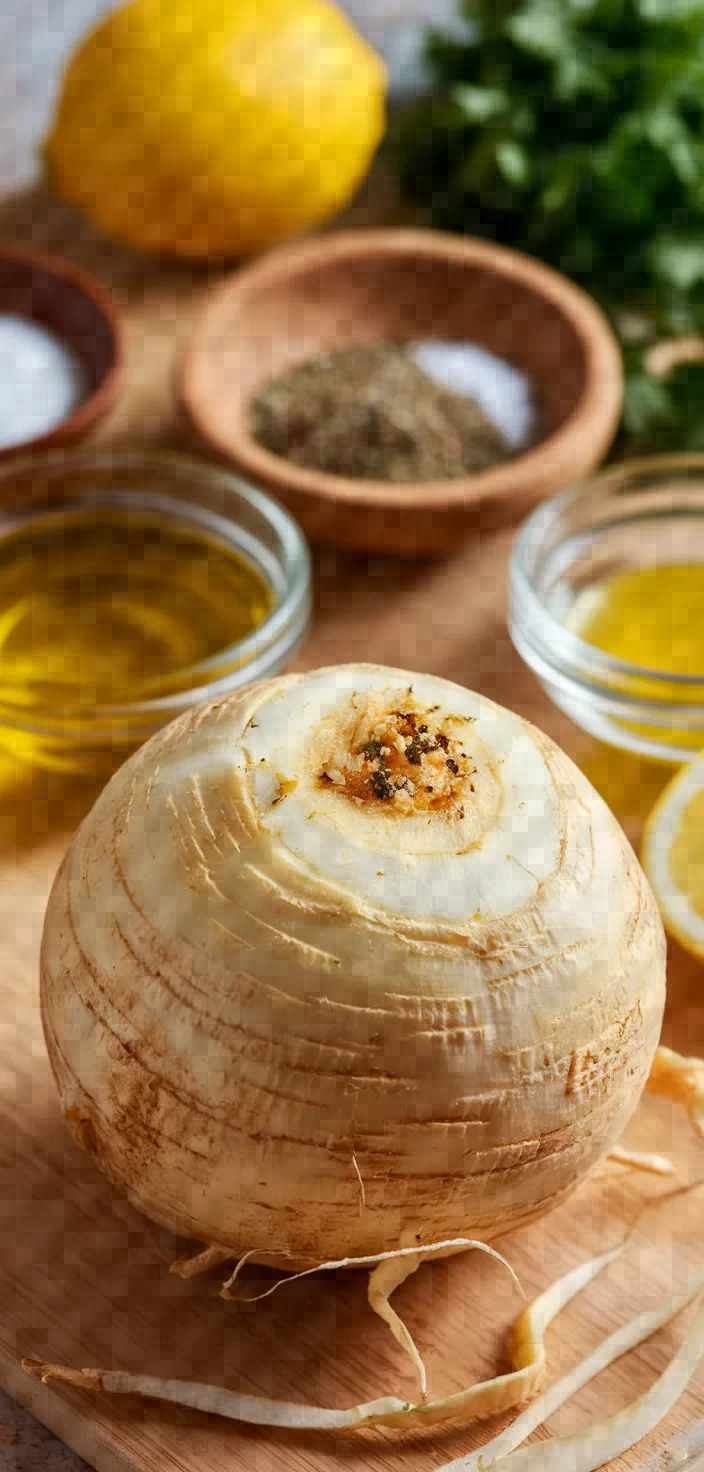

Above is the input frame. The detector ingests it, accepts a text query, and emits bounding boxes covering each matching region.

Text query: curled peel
[221,1237,521,1401]
[21,1138,704,1445]
[221,1237,522,1301]
[606,1144,675,1176]
[20,1234,619,1433]
[169,1245,232,1279]
[647,1045,704,1137]
[23,1270,704,1460]
[467,1290,704,1471]
[445,1272,704,1468]
[368,1252,428,1399]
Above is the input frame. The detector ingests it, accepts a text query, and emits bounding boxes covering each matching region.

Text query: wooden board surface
[2,176,704,1472]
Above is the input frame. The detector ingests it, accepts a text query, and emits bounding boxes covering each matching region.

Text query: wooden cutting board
[2,176,704,1472]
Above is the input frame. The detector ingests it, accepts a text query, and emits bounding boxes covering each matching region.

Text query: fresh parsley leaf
[394,0,704,449]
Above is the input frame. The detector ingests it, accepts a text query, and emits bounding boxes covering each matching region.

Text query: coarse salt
[0,314,88,450]
[411,340,537,451]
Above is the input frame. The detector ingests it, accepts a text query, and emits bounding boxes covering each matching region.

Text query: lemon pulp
[668,785,704,923]
[642,751,704,957]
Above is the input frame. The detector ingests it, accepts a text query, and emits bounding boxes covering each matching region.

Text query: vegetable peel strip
[20,1359,410,1430]
[221,1237,521,1395]
[481,1293,704,1471]
[367,1251,428,1398]
[19,1235,623,1432]
[607,1144,675,1176]
[221,1237,523,1303]
[647,1046,704,1138]
[169,1245,232,1280]
[445,1271,704,1467]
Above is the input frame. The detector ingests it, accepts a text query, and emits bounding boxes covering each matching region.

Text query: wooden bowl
[0,244,123,458]
[181,229,623,556]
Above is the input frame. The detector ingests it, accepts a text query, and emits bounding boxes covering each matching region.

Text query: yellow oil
[571,563,704,755]
[574,564,704,675]
[0,505,272,775]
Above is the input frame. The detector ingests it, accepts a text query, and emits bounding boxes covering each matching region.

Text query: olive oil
[0,504,272,765]
[573,564,704,676]
[571,562,704,754]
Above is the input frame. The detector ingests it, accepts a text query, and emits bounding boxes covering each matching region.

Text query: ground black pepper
[251,342,512,482]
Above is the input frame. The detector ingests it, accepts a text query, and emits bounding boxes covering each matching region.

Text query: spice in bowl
[251,341,538,482]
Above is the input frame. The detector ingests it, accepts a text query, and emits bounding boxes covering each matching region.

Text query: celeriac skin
[40,665,666,1268]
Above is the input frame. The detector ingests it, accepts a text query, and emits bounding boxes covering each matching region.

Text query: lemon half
[44,0,386,258]
[642,751,704,958]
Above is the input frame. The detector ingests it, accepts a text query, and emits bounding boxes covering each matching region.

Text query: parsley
[405,737,424,764]
[363,739,383,760]
[394,0,704,447]
[370,768,395,800]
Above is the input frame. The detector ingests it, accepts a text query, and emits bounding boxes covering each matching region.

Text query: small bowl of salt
[0,245,122,462]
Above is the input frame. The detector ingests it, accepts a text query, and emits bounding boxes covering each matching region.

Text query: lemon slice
[642,751,704,957]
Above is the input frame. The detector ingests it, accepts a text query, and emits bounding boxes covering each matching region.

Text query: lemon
[642,751,704,958]
[44,0,386,258]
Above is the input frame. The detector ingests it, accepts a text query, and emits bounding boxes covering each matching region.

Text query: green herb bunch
[395,0,704,450]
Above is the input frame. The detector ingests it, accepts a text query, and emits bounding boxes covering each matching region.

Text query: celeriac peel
[24,1199,704,1448]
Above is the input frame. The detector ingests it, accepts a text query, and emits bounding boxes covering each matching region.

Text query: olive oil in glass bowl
[509,456,704,762]
[0,450,310,777]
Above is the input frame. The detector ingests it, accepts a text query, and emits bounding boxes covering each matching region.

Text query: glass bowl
[0,448,311,774]
[509,455,704,762]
